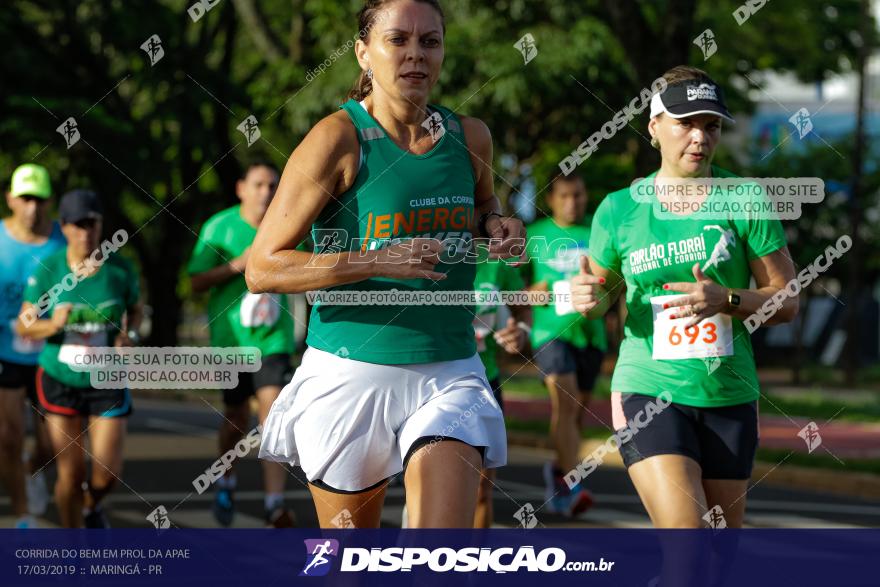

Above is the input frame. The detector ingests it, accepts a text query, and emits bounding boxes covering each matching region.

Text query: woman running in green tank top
[249,0,526,528]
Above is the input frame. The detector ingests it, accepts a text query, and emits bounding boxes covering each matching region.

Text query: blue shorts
[618,393,758,480]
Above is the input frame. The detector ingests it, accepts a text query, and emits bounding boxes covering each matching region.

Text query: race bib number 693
[650,294,733,360]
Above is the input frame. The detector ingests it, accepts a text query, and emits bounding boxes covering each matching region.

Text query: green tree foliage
[1,0,872,344]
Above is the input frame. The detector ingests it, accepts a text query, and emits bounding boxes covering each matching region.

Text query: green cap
[10,164,52,199]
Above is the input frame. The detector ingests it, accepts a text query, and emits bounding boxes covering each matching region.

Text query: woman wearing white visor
[570,65,798,529]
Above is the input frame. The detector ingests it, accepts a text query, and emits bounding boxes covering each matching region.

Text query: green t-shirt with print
[525,217,607,351]
[187,206,294,358]
[589,166,787,407]
[474,258,525,382]
[24,249,139,388]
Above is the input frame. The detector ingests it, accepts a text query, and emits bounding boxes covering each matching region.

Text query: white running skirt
[259,346,507,492]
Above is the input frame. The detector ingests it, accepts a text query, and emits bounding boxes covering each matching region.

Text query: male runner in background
[0,164,65,528]
[472,245,532,527]
[525,174,607,517]
[188,160,295,528]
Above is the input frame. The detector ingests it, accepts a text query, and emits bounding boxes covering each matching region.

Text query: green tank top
[306,99,477,364]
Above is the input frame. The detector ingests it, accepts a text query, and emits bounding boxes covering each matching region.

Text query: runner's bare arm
[733,247,799,324]
[190,253,249,293]
[494,293,533,354]
[519,253,549,304]
[509,294,532,329]
[114,302,144,346]
[15,302,70,340]
[663,246,798,327]
[572,257,625,319]
[462,116,500,221]
[246,113,445,294]
[126,302,144,333]
[462,116,526,259]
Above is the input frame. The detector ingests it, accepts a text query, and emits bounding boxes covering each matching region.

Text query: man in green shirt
[472,248,531,528]
[188,161,295,528]
[525,174,607,518]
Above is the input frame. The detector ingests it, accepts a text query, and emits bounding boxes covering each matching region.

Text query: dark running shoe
[265,506,296,528]
[213,488,235,527]
[84,506,110,528]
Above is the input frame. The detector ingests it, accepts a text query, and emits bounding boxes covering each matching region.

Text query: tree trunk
[793,293,809,385]
[289,0,307,62]
[143,254,184,346]
[844,0,869,385]
[232,0,285,63]
[600,0,698,177]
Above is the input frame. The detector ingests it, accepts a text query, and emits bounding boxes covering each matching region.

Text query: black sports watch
[727,289,741,312]
[126,329,142,345]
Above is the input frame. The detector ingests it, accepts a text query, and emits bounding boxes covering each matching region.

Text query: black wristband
[477,211,503,237]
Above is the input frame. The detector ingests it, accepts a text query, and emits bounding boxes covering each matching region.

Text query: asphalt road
[3,397,879,529]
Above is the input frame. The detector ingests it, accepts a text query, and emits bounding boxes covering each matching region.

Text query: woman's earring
[366,68,373,80]
[651,136,660,149]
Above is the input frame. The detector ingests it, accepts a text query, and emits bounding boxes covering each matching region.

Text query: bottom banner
[1,529,876,586]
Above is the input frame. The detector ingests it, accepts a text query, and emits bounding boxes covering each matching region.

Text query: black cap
[59,189,103,224]
[650,79,735,123]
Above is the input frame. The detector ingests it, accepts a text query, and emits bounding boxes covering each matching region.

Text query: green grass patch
[756,448,880,476]
[788,363,880,389]
[856,364,880,386]
[500,374,612,398]
[759,394,880,424]
[505,417,611,440]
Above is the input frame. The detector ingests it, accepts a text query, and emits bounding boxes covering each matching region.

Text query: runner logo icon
[57,117,80,149]
[237,115,261,147]
[300,539,339,577]
[514,33,538,65]
[513,503,539,529]
[798,421,822,453]
[789,108,813,140]
[140,34,165,66]
[422,111,445,142]
[703,505,728,530]
[693,29,717,60]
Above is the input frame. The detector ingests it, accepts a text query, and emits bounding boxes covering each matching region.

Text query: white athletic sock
[264,493,284,511]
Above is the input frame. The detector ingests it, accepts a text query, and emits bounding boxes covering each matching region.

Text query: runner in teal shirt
[0,163,65,528]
